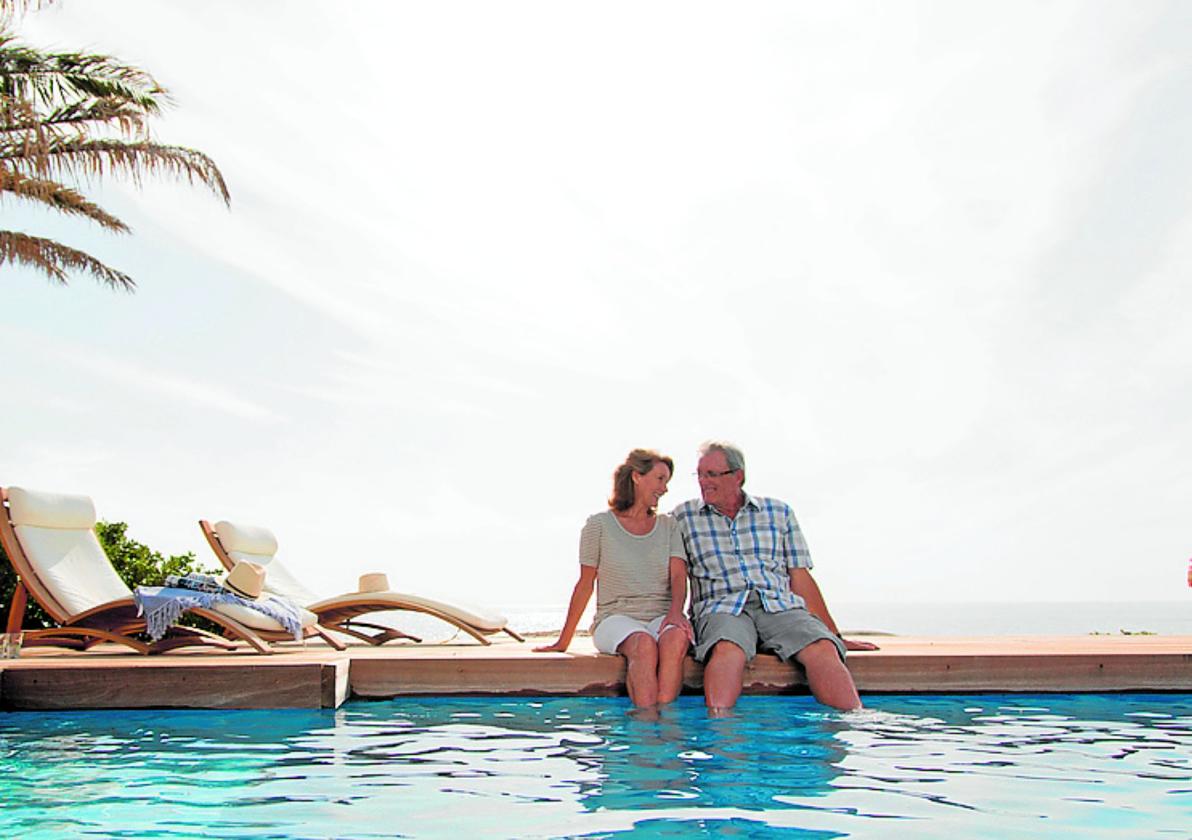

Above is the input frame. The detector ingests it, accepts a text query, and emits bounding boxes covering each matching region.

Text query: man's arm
[789,568,879,651]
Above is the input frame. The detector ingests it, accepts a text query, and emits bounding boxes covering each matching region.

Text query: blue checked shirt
[672,494,812,619]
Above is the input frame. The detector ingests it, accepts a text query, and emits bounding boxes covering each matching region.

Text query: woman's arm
[533,564,597,652]
[662,556,694,642]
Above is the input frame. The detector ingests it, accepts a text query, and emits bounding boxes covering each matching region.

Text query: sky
[3,1,1190,619]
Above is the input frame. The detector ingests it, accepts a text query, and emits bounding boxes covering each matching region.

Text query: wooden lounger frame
[200,520,525,646]
[1,487,341,655]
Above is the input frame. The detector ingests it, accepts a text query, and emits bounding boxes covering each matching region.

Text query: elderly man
[672,441,876,712]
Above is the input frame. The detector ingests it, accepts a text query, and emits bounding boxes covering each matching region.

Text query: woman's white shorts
[592,613,685,655]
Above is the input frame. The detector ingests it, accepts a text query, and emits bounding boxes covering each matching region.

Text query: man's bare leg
[656,626,690,704]
[618,632,660,708]
[796,639,861,711]
[703,639,747,713]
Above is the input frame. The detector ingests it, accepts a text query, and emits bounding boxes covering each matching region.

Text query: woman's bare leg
[656,626,690,704]
[618,632,660,707]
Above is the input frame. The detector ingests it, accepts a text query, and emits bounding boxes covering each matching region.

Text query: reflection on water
[1,695,1190,838]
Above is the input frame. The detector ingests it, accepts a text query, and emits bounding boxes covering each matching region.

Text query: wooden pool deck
[2,634,1190,711]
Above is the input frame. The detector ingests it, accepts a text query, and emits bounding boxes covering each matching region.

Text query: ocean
[830,600,1192,637]
[404,600,1192,642]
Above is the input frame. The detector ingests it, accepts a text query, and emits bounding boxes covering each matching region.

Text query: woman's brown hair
[608,448,675,513]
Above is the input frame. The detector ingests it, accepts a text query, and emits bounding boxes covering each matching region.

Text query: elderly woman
[534,448,693,708]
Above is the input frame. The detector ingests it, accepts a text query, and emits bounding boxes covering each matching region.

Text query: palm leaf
[0,35,166,113]
[1,95,151,174]
[0,18,230,292]
[0,229,134,290]
[2,96,151,137]
[0,168,130,231]
[1,138,231,204]
[0,1,58,28]
[0,89,47,161]
[1,1,59,17]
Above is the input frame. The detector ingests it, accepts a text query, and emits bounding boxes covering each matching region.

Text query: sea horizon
[409,599,1191,642]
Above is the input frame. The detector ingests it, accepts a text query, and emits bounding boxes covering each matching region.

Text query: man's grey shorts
[693,594,846,663]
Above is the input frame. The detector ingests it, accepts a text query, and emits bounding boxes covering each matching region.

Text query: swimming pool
[3,694,1189,838]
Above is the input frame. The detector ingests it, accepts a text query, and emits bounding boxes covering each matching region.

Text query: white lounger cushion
[214,599,319,632]
[8,486,98,530]
[8,487,131,616]
[213,520,278,556]
[15,524,132,617]
[208,522,319,629]
[214,520,320,606]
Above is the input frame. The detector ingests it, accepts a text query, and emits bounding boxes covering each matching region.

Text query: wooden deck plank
[0,650,350,711]
[1,635,1190,710]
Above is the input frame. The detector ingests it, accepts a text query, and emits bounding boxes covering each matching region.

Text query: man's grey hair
[698,439,746,484]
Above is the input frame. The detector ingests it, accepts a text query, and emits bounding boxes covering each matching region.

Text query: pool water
[2,694,1190,838]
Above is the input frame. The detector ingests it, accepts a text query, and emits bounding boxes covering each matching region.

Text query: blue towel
[133,586,305,642]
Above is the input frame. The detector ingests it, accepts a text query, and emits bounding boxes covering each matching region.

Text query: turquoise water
[2,694,1190,838]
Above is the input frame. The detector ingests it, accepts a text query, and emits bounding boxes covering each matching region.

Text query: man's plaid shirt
[672,494,812,619]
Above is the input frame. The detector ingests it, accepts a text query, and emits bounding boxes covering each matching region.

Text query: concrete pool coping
[2,634,1190,710]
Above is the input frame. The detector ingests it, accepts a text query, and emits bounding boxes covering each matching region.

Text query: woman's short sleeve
[666,515,688,562]
[578,513,602,567]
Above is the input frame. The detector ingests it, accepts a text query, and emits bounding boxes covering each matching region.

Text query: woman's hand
[533,639,571,653]
[536,565,595,654]
[663,610,695,643]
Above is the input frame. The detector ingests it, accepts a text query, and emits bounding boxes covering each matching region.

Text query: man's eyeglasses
[695,469,738,480]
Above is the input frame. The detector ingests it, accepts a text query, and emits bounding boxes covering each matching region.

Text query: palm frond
[0,229,134,290]
[0,35,168,113]
[1,138,231,205]
[1,1,58,28]
[0,23,229,293]
[0,89,47,161]
[2,96,151,137]
[0,168,130,231]
[1,1,59,16]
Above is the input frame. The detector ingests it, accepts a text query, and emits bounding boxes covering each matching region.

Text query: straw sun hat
[220,560,267,600]
[357,573,390,593]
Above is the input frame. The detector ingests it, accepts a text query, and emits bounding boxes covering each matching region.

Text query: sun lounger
[199,519,526,646]
[1,486,342,654]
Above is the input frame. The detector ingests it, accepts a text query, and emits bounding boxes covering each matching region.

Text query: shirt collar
[699,492,759,516]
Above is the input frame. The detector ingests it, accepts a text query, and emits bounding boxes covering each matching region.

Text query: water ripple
[1,694,1189,838]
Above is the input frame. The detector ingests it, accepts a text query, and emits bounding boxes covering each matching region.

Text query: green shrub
[96,521,219,589]
[1,521,219,630]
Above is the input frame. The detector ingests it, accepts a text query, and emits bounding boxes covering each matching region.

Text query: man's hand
[843,637,879,651]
